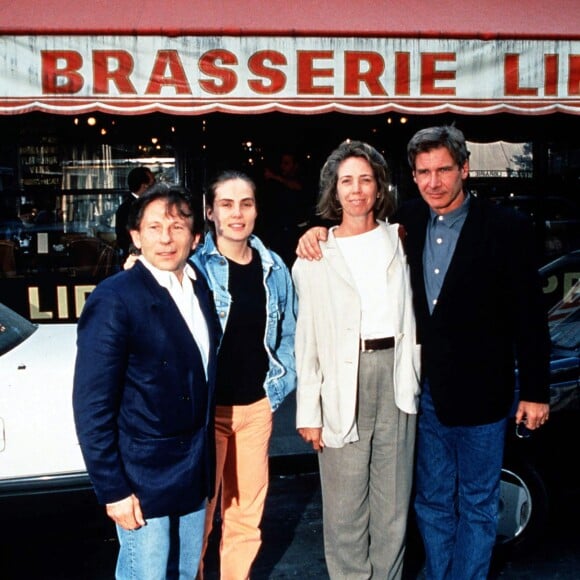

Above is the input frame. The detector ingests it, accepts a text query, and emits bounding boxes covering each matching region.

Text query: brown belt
[360,336,395,352]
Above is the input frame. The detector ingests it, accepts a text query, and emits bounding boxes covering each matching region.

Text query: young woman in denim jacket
[192,170,297,580]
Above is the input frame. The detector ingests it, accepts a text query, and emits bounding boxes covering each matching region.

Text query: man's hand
[515,401,550,431]
[298,427,324,452]
[295,227,329,260]
[106,493,146,530]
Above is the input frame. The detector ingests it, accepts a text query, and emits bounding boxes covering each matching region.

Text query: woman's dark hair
[316,140,395,221]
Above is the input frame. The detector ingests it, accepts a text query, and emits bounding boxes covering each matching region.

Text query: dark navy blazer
[393,195,550,426]
[73,260,220,518]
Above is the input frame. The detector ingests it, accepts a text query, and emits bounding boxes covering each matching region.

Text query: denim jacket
[192,233,297,411]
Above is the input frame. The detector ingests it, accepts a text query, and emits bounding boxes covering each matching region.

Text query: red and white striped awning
[1,0,579,116]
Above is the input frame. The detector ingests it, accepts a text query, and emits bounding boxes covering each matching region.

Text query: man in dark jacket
[74,185,220,579]
[295,125,550,580]
[394,125,550,579]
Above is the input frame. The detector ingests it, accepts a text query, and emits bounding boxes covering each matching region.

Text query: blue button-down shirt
[423,194,471,313]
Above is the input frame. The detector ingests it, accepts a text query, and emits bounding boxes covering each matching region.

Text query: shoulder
[191,263,212,291]
[87,266,144,304]
[250,235,291,271]
[470,195,533,233]
[392,197,428,224]
[192,234,221,268]
[115,196,132,213]
[291,255,326,279]
[267,248,291,273]
[376,220,400,236]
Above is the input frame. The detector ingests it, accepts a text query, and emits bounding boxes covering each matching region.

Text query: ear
[460,161,470,179]
[129,230,142,249]
[206,206,214,222]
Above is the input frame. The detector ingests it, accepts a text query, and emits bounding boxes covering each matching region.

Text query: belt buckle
[360,338,374,352]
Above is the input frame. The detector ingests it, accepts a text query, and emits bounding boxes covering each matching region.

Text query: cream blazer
[292,221,421,448]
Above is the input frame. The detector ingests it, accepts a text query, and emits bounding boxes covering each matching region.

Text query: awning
[1,0,579,116]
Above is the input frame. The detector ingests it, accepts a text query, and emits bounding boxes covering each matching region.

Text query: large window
[1,121,177,280]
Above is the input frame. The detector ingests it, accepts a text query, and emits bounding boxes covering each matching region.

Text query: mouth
[347,198,367,206]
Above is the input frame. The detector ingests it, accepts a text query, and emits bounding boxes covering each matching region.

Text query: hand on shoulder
[296,226,328,260]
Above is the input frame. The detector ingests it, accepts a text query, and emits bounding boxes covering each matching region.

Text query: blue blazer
[73,261,220,518]
[393,195,550,426]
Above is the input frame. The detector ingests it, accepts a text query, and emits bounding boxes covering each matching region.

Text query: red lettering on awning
[41,50,84,94]
[248,50,287,94]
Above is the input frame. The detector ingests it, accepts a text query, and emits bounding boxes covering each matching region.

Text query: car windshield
[0,302,37,356]
[548,280,580,352]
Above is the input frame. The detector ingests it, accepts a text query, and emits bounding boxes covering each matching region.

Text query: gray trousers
[319,348,416,580]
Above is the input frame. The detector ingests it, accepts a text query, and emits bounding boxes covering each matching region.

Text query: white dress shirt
[139,256,210,377]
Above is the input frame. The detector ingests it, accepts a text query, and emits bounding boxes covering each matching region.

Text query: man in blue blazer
[296,125,551,579]
[73,185,220,579]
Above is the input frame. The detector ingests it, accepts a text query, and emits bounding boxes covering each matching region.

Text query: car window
[544,198,580,221]
[540,251,580,310]
[548,280,580,351]
[0,302,37,356]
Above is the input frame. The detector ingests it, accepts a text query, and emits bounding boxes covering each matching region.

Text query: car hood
[0,323,86,483]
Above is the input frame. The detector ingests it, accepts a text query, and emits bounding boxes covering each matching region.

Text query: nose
[428,171,441,188]
[232,203,243,217]
[160,227,172,243]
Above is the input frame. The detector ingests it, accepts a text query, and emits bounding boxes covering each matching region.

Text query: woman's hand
[123,254,139,270]
[295,227,328,260]
[298,427,324,452]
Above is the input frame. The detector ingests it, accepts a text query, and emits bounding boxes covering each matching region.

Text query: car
[0,304,89,498]
[497,276,580,553]
[490,194,580,261]
[539,248,580,310]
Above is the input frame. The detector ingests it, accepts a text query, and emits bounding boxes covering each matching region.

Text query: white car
[0,304,89,496]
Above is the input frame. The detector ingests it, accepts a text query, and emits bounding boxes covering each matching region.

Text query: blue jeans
[414,384,507,580]
[115,504,206,580]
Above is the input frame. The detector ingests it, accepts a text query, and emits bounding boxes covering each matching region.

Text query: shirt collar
[138,255,197,289]
[429,191,471,227]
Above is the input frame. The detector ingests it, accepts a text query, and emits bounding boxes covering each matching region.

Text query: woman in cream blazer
[292,140,420,580]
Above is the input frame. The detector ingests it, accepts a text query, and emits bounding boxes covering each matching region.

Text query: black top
[215,248,269,406]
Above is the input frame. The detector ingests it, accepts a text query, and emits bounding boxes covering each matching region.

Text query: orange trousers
[199,397,273,580]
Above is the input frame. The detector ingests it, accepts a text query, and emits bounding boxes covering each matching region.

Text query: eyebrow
[338,173,373,178]
[217,196,255,202]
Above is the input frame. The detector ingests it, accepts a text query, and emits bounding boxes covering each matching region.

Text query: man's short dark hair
[127,167,153,194]
[128,183,196,233]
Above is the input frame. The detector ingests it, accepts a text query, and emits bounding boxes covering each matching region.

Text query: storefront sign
[1,36,579,115]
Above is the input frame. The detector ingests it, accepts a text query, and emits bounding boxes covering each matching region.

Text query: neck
[172,268,185,284]
[334,215,377,238]
[216,237,252,264]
